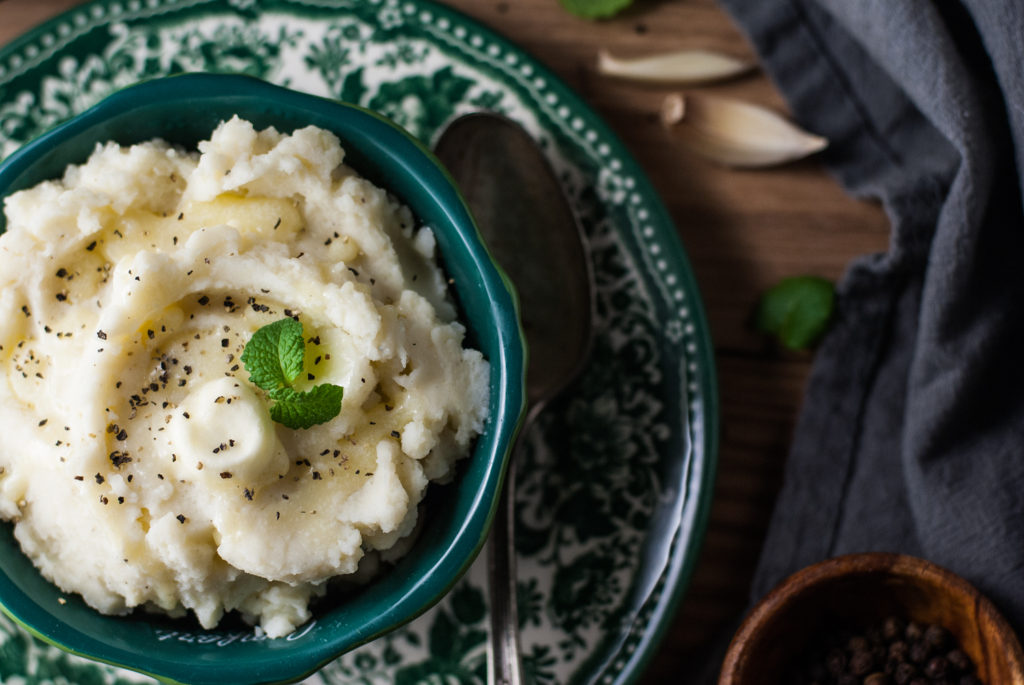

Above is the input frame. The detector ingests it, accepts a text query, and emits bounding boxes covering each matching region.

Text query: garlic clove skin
[597,49,756,85]
[660,92,828,168]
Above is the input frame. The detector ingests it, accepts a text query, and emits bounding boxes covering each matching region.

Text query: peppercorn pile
[786,616,982,685]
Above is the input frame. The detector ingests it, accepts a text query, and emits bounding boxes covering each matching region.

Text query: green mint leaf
[755,276,835,350]
[558,0,633,19]
[241,318,344,429]
[268,384,345,430]
[240,318,305,392]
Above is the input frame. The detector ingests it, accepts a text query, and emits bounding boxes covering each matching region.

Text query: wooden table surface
[0,0,891,681]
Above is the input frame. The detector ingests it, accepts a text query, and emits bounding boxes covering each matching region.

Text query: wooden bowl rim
[718,552,1024,683]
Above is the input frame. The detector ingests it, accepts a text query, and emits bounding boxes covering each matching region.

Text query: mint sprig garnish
[240,317,344,429]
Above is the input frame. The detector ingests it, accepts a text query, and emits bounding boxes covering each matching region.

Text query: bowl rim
[0,72,527,685]
[718,552,1024,684]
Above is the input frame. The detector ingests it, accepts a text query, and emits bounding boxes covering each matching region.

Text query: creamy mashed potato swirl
[0,117,489,637]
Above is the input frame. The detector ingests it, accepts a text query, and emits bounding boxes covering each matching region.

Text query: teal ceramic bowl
[0,73,526,684]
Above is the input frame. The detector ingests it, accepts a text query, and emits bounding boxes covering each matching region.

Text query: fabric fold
[715,0,1024,632]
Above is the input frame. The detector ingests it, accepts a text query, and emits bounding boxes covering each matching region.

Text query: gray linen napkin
[714,0,1024,628]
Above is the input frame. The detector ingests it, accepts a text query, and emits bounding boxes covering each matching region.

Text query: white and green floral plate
[0,1,718,682]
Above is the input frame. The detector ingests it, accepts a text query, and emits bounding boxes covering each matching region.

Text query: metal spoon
[434,113,594,685]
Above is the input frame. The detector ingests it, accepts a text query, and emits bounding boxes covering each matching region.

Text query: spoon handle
[488,456,524,685]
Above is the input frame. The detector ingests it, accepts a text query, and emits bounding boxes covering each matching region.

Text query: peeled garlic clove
[661,92,827,168]
[597,49,756,85]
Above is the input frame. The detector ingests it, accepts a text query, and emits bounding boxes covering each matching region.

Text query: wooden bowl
[719,553,1024,684]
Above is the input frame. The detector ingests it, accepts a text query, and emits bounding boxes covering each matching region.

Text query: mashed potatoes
[0,117,489,637]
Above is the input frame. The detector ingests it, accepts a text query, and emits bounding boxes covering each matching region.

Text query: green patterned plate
[0,1,718,683]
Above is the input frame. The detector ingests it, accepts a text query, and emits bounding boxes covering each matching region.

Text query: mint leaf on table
[558,0,634,19]
[268,385,346,430]
[755,276,835,350]
[241,318,344,429]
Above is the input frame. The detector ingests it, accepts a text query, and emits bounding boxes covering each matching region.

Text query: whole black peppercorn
[826,648,847,677]
[924,624,951,651]
[850,649,876,676]
[946,648,971,672]
[889,640,910,663]
[883,616,907,641]
[924,655,950,679]
[893,661,917,685]
[908,641,930,664]
[905,621,924,642]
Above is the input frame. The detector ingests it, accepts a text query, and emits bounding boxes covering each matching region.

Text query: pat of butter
[169,377,286,483]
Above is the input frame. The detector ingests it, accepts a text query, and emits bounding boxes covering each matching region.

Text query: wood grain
[0,0,892,681]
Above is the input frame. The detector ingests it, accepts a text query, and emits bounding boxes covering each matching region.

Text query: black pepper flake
[307,373,315,381]
[178,379,186,387]
[276,511,280,520]
[176,514,186,524]
[127,475,133,483]
[312,471,322,480]
[183,412,190,419]
[147,329,155,340]
[243,488,254,501]
[74,475,84,481]
[157,473,164,480]
[117,496,125,504]
[220,472,233,479]
[348,267,359,277]
[390,430,400,439]
[115,428,128,441]
[97,330,107,340]
[184,365,193,375]
[55,292,68,302]
[86,241,97,251]
[197,295,210,306]
[109,451,131,468]
[21,305,30,317]
[100,496,109,505]
[177,212,184,220]
[38,418,47,427]
[273,217,281,229]
[94,473,104,484]
[221,338,229,348]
